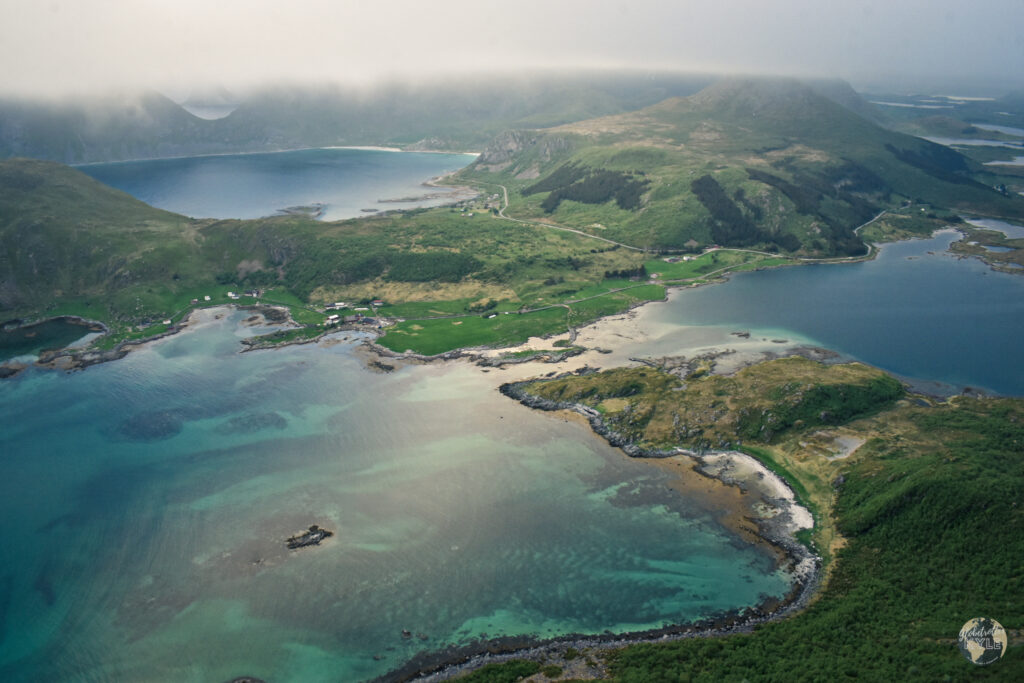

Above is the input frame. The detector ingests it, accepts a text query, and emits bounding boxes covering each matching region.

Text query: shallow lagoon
[0,311,789,682]
[0,317,101,361]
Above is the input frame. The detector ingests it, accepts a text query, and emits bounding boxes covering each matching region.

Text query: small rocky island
[286,524,333,550]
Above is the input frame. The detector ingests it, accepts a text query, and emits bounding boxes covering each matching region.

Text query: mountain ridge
[462,76,1023,255]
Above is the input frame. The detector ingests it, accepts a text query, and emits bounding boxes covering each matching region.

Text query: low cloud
[1,0,1021,97]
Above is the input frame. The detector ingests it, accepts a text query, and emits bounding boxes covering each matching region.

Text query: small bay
[962,216,1024,238]
[923,136,1024,148]
[970,122,1024,137]
[0,318,101,361]
[643,231,1024,395]
[0,311,789,682]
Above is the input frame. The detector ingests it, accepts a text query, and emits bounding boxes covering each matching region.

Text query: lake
[970,122,1024,137]
[76,148,478,221]
[923,136,1024,149]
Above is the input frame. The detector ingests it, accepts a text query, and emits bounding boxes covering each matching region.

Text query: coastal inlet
[0,309,793,682]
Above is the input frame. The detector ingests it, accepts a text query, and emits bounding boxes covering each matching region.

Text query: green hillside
[465,363,1024,682]
[0,159,209,318]
[460,77,1024,256]
[0,159,659,352]
[4,77,1023,355]
[0,159,341,328]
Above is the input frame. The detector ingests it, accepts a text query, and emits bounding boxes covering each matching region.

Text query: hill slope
[461,77,1024,255]
[0,159,652,342]
[488,361,1024,682]
[0,159,293,322]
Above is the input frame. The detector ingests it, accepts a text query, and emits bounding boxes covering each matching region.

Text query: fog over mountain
[1,0,1022,98]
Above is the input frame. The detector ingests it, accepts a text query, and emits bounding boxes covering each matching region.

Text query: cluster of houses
[225,289,262,300]
[323,299,385,327]
[188,289,261,306]
[324,299,383,311]
[325,313,376,326]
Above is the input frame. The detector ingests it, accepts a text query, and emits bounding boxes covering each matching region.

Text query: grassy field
[378,307,569,355]
[645,250,795,281]
[376,282,666,355]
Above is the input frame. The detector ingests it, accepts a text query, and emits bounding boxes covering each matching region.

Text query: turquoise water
[8,154,1024,681]
[648,231,1024,395]
[76,148,477,221]
[0,311,788,682]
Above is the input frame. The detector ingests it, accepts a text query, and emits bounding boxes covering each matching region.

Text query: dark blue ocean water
[77,147,477,221]
[649,231,1024,395]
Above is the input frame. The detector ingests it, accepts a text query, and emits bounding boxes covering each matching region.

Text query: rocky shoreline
[386,563,819,683]
[371,377,821,682]
[498,377,818,574]
[2,305,308,376]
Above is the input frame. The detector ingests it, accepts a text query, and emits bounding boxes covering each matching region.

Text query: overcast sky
[1,0,1022,98]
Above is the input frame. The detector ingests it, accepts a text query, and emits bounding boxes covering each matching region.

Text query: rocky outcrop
[499,374,678,459]
[286,525,333,550]
[473,130,571,172]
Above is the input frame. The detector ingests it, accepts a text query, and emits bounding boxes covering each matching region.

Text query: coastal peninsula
[420,356,1023,682]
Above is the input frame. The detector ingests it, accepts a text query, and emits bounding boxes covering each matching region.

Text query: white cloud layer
[1,0,1022,96]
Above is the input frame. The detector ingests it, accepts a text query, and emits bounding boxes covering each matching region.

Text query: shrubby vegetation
[689,174,804,252]
[456,659,541,683]
[498,360,1024,682]
[745,163,880,256]
[522,162,588,194]
[603,265,647,279]
[385,252,483,282]
[690,174,762,247]
[737,375,904,442]
[525,358,900,451]
[884,142,984,187]
[608,398,1023,682]
[523,164,650,213]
